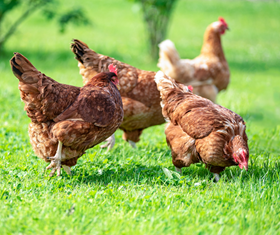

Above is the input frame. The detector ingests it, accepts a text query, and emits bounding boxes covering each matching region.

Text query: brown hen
[10,53,123,176]
[158,17,230,102]
[71,39,165,149]
[154,71,249,181]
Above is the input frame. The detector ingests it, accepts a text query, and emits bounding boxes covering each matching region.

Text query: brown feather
[155,72,249,175]
[71,39,165,144]
[10,53,123,168]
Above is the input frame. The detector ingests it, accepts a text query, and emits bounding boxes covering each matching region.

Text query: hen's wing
[165,122,199,169]
[54,86,116,127]
[155,71,241,140]
[172,98,223,139]
[10,53,80,123]
[168,91,245,140]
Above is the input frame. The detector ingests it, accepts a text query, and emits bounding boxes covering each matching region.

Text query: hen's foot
[128,140,137,148]
[100,134,115,151]
[213,173,220,182]
[62,165,71,176]
[46,141,63,177]
[175,167,182,175]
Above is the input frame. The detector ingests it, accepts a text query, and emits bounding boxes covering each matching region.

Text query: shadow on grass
[70,164,209,187]
[66,154,279,187]
[65,147,212,187]
[3,147,278,190]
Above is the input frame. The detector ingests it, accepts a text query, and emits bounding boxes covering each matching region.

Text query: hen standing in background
[158,17,230,102]
[10,53,123,177]
[154,71,249,182]
[71,39,165,149]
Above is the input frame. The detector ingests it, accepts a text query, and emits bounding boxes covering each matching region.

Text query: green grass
[0,0,280,234]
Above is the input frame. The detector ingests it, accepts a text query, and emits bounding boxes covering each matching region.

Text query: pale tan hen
[158,17,230,102]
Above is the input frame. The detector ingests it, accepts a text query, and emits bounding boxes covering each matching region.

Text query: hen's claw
[46,141,63,177]
[213,173,220,182]
[62,165,72,176]
[128,140,137,148]
[175,167,182,175]
[48,166,61,177]
[100,134,115,151]
[46,160,61,177]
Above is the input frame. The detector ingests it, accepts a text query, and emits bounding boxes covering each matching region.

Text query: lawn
[0,0,280,234]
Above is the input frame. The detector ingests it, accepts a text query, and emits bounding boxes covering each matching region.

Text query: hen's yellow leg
[46,141,62,177]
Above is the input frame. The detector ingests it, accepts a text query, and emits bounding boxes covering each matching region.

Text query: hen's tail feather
[10,53,39,83]
[158,40,182,80]
[71,39,124,86]
[71,39,101,85]
[11,53,81,123]
[155,71,189,100]
[158,40,195,83]
[154,71,191,121]
[71,39,90,63]
[158,40,181,66]
[10,56,22,77]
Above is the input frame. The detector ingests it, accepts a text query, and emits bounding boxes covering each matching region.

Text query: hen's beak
[238,162,248,171]
[234,150,248,171]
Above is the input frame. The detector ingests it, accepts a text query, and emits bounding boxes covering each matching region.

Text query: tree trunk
[140,0,177,59]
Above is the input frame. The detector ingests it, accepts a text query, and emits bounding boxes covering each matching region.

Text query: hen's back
[10,53,80,123]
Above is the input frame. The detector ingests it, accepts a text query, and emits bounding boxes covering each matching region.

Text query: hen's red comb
[219,17,228,28]
[108,64,118,74]
[188,85,193,92]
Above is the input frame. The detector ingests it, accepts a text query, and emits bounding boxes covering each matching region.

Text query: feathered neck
[84,73,111,88]
[200,25,226,60]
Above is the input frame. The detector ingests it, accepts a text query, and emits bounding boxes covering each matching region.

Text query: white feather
[158,39,176,51]
[238,122,245,136]
[216,129,228,135]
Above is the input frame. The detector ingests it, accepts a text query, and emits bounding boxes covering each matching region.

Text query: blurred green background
[1,0,279,132]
